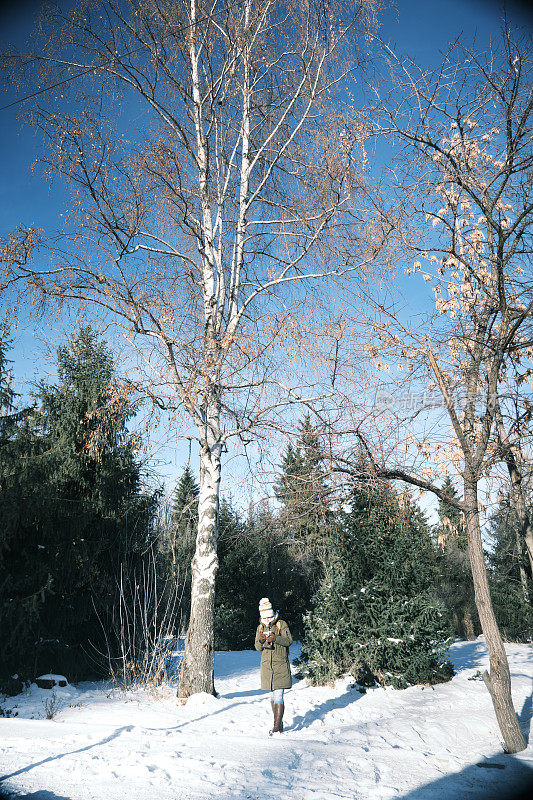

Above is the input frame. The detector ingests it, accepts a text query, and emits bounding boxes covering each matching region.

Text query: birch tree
[331,28,532,752]
[0,0,378,696]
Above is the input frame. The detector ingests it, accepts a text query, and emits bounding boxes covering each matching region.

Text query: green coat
[255,617,293,690]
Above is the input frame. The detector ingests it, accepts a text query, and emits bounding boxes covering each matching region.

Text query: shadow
[1,792,73,800]
[290,686,362,732]
[518,683,533,744]
[0,725,134,783]
[222,688,265,700]
[213,657,261,680]
[219,749,533,800]
[449,639,533,676]
[222,674,303,701]
[0,695,274,798]
[449,640,492,671]
[393,752,533,800]
[93,693,271,736]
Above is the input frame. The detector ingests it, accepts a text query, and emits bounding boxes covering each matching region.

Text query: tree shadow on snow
[0,725,134,785]
[449,640,493,671]
[222,688,265,700]
[290,686,362,732]
[450,640,533,675]
[219,750,532,800]
[1,791,73,800]
[395,752,533,800]
[518,684,533,745]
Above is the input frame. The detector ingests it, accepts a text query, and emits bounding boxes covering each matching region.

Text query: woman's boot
[269,700,276,735]
[272,703,283,733]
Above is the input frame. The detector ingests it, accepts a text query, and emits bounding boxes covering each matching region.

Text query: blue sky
[2,0,532,241]
[1,0,532,503]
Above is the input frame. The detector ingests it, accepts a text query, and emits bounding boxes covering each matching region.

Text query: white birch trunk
[177,409,221,697]
[177,2,222,697]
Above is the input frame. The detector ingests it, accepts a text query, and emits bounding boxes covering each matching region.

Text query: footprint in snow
[288,752,302,770]
[262,768,277,779]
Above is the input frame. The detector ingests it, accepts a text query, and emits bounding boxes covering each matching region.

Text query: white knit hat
[259,597,274,619]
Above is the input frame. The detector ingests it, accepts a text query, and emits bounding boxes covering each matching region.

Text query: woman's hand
[258,631,266,643]
[265,632,275,644]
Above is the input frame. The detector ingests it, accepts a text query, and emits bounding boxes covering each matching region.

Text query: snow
[35,675,69,685]
[1,638,532,800]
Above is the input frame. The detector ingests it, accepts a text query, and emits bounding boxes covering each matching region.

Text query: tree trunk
[513,525,530,604]
[525,523,533,579]
[510,476,533,585]
[463,476,527,753]
[503,460,532,596]
[177,439,221,698]
[452,611,460,638]
[462,605,476,641]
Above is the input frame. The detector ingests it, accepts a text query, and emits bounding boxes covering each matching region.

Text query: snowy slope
[0,638,532,800]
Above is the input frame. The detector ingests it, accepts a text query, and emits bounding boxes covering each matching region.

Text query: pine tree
[434,477,479,640]
[0,327,157,685]
[168,466,199,575]
[0,322,14,416]
[214,498,258,649]
[488,494,533,642]
[300,483,453,689]
[0,325,43,693]
[275,415,333,565]
[211,498,314,649]
[0,323,30,444]
[164,466,200,628]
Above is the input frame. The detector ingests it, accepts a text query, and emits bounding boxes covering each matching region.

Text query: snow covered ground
[1,638,532,800]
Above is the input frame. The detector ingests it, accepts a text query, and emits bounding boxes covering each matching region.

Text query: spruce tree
[211,499,313,649]
[275,415,334,582]
[167,466,199,614]
[0,327,157,684]
[488,494,533,642]
[0,323,15,417]
[434,478,479,640]
[0,323,31,443]
[0,325,42,692]
[301,484,453,689]
[214,498,258,649]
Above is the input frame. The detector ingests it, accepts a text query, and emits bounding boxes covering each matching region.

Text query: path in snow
[0,639,532,800]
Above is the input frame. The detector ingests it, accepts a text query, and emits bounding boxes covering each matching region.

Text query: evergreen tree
[0,325,43,693]
[214,498,259,649]
[212,499,313,649]
[275,415,335,601]
[434,478,479,640]
[166,466,199,622]
[249,504,311,635]
[488,494,533,642]
[275,416,332,551]
[300,484,453,689]
[0,327,157,685]
[164,452,317,650]
[0,322,15,417]
[0,323,31,444]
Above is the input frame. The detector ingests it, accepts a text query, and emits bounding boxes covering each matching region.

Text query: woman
[255,597,293,735]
